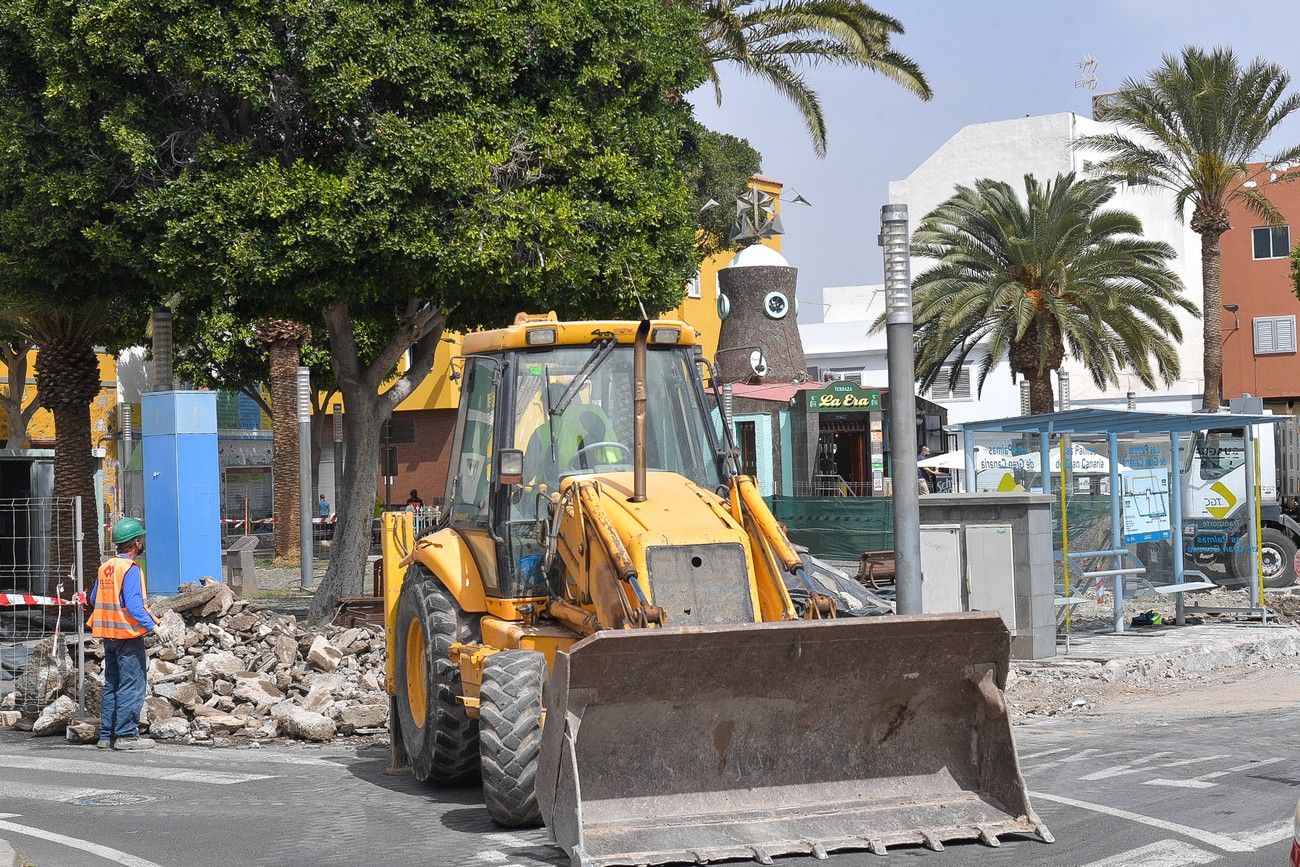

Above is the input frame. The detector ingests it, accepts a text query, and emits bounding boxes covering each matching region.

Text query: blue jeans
[100,637,147,741]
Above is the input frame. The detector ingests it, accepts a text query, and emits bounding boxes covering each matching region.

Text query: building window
[736,420,758,478]
[686,272,702,299]
[1252,226,1291,260]
[1124,170,1150,187]
[826,369,863,385]
[1253,315,1297,355]
[931,366,972,401]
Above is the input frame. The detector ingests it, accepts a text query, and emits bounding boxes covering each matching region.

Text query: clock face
[764,291,789,319]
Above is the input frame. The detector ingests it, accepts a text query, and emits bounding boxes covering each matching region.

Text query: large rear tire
[394,565,482,783]
[1230,527,1299,589]
[479,650,546,828]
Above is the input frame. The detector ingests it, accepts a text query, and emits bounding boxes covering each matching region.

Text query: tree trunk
[266,336,302,563]
[0,342,39,449]
[309,301,445,624]
[1199,229,1225,412]
[34,323,101,591]
[1027,371,1055,414]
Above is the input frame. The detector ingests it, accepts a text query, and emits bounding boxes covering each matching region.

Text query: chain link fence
[0,497,85,718]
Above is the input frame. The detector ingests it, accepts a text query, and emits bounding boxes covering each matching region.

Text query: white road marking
[1145,758,1286,789]
[0,754,274,784]
[486,831,551,848]
[476,852,510,863]
[1076,838,1219,867]
[141,746,344,767]
[1029,791,1252,853]
[1020,747,1071,760]
[1028,747,1133,772]
[1081,754,1230,781]
[1227,820,1295,849]
[0,813,166,867]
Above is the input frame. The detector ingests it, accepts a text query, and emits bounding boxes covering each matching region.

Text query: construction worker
[88,518,158,750]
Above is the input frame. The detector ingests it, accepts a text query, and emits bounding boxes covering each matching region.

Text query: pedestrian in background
[405,489,424,510]
[917,446,936,494]
[88,518,157,750]
[318,493,331,518]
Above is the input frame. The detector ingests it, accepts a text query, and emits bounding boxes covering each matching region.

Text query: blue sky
[690,0,1300,321]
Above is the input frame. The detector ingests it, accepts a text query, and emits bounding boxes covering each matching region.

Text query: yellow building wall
[0,350,121,517]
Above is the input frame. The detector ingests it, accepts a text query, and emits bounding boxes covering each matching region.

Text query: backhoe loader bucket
[537,611,1050,866]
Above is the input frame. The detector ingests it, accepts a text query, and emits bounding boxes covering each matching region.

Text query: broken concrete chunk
[32,695,77,736]
[151,717,191,740]
[195,650,241,679]
[274,706,336,742]
[307,636,342,672]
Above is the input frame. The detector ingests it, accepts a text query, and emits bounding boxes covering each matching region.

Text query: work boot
[96,738,112,750]
[112,736,155,751]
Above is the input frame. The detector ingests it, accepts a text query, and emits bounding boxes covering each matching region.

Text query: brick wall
[374,408,457,508]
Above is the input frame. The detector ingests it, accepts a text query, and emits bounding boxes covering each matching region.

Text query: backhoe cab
[385,313,1048,865]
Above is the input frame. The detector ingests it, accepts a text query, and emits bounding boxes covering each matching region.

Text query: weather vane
[728,187,811,246]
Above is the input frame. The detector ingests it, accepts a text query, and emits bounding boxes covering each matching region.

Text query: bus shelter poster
[1121,467,1171,544]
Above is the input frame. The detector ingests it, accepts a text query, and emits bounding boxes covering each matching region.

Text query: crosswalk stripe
[0,754,273,785]
[1076,838,1219,867]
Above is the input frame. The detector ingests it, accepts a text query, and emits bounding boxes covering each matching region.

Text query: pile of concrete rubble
[2,578,388,746]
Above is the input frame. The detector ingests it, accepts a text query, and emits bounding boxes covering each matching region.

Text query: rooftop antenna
[1074,54,1099,91]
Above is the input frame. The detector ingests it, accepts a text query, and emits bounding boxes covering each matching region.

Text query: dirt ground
[1062,585,1300,632]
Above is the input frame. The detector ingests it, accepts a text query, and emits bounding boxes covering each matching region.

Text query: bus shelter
[957,408,1285,634]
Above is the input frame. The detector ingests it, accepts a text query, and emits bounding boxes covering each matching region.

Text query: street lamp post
[297,367,313,590]
[880,204,923,615]
[332,402,344,510]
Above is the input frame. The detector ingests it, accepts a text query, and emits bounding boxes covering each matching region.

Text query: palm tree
[893,172,1196,414]
[254,318,312,564]
[1078,47,1300,411]
[700,1,931,156]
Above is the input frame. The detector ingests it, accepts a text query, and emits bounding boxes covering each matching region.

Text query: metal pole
[880,204,922,615]
[1108,432,1124,633]
[1243,423,1260,610]
[1039,431,1051,497]
[121,403,133,469]
[151,307,174,392]
[74,496,85,712]
[383,421,393,509]
[1170,431,1185,626]
[297,367,313,590]
[963,431,975,493]
[632,320,649,503]
[332,402,344,512]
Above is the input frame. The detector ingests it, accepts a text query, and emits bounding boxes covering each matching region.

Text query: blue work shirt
[318,499,331,517]
[88,556,158,632]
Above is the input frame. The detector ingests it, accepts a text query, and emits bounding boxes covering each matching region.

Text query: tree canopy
[8,0,714,616]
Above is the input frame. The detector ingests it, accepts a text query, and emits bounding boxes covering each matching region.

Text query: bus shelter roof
[956,407,1287,437]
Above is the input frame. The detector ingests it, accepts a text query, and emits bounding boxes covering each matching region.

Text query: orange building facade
[1220,165,1300,409]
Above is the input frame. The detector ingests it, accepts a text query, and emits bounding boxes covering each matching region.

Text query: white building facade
[886,110,1206,414]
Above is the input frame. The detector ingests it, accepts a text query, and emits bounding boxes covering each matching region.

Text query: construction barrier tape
[0,593,79,607]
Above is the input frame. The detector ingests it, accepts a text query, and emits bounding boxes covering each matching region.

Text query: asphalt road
[1,676,1296,867]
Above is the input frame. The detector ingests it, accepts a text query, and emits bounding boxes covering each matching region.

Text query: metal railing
[0,497,85,717]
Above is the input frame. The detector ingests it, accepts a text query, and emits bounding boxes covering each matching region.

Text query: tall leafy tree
[0,15,147,575]
[1080,46,1300,411]
[0,335,40,449]
[18,0,707,621]
[700,0,931,155]
[890,173,1196,414]
[690,125,763,256]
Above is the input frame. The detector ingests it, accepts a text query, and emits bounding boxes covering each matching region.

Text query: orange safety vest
[88,556,154,640]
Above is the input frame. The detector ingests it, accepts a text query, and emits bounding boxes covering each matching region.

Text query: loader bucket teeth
[537,611,1048,867]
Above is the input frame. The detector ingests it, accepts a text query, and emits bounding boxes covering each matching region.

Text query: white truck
[1183,416,1300,588]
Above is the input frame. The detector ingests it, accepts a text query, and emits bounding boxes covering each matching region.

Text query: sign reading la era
[806,381,882,412]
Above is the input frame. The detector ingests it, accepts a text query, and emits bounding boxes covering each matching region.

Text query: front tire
[394,566,482,783]
[1230,527,1299,589]
[479,650,546,828]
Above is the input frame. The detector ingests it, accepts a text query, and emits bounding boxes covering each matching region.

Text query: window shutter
[1280,317,1297,354]
[952,367,972,400]
[1255,318,1276,354]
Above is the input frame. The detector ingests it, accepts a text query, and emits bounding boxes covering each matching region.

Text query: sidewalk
[1009,621,1300,719]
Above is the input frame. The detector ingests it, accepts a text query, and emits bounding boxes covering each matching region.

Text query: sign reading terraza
[806,381,882,412]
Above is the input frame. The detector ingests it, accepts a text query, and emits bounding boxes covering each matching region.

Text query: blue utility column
[142,391,222,594]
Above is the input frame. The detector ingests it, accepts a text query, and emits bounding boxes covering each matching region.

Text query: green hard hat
[111,517,146,545]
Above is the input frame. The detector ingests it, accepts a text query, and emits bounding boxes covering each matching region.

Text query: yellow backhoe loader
[383,313,1051,865]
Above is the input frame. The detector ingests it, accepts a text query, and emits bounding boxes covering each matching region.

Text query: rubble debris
[23,577,387,746]
[32,695,77,736]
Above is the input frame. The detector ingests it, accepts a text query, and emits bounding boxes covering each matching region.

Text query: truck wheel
[1230,527,1299,589]
[395,565,482,783]
[479,650,546,828]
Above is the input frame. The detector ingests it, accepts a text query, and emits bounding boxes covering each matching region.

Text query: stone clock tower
[714,244,807,384]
